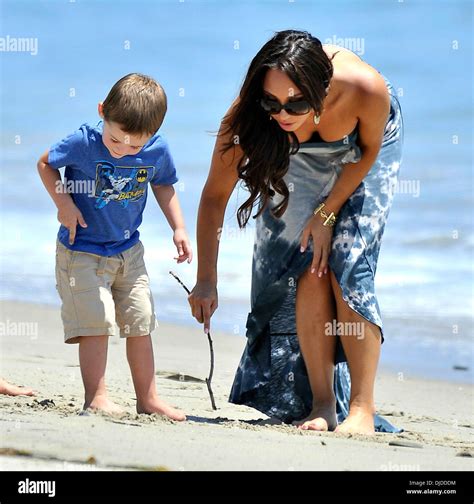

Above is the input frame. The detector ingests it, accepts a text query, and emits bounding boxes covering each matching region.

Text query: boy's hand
[57,200,88,245]
[173,228,193,264]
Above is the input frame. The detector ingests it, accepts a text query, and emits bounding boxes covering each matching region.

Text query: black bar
[0,470,471,498]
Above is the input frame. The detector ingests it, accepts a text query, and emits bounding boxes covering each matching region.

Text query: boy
[37,73,191,421]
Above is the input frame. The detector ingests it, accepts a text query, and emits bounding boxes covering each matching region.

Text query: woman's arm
[323,73,391,215]
[196,123,242,283]
[300,73,390,277]
[189,106,242,333]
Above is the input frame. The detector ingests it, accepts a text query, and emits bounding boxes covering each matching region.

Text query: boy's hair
[102,73,167,136]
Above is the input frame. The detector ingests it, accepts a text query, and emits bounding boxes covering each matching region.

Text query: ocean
[0,0,472,383]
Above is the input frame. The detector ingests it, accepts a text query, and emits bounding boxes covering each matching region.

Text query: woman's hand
[188,280,218,334]
[173,228,193,264]
[300,215,333,277]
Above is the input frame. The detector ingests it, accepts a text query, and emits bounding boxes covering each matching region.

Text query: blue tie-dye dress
[229,74,404,433]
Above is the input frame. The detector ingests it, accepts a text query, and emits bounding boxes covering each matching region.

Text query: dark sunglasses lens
[286,100,311,115]
[260,98,281,114]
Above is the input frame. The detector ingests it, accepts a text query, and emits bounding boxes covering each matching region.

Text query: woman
[188,30,403,435]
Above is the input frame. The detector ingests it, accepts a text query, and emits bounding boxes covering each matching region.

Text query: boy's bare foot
[83,395,124,416]
[0,378,36,397]
[293,402,337,431]
[334,405,375,435]
[137,397,186,422]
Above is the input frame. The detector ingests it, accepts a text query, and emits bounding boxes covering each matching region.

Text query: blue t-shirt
[48,121,178,256]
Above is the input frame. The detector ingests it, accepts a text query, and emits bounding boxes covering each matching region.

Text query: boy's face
[98,102,152,159]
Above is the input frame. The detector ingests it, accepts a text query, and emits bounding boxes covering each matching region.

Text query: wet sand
[0,300,472,471]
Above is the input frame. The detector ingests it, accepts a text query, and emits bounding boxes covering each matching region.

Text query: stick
[169,271,217,410]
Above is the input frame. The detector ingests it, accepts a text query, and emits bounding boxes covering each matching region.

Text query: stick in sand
[169,271,217,410]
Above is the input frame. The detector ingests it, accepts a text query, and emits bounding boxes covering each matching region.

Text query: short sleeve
[149,137,179,186]
[48,124,89,170]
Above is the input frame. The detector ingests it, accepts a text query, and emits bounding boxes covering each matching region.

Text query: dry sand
[0,300,472,471]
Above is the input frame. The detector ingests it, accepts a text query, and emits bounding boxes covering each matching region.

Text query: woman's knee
[299,265,332,291]
[296,267,335,317]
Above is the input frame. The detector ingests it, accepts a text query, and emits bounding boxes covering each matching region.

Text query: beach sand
[0,300,472,471]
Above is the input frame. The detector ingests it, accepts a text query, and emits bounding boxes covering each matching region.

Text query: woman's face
[262,68,314,132]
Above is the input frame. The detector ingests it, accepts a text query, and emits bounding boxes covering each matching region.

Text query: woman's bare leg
[329,270,380,435]
[294,267,338,431]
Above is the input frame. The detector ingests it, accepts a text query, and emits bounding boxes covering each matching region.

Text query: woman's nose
[277,109,291,120]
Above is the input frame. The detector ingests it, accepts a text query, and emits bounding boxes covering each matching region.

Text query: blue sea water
[0,0,472,383]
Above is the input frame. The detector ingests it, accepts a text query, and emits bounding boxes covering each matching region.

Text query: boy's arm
[37,150,87,244]
[150,184,192,263]
[150,184,185,231]
[37,150,73,209]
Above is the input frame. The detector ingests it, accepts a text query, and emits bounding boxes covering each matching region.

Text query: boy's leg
[113,241,185,421]
[126,335,185,421]
[56,240,123,415]
[79,335,123,415]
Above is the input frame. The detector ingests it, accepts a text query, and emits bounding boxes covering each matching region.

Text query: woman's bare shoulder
[322,43,363,61]
[323,44,385,90]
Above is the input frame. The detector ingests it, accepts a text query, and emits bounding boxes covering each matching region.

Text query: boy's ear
[98,102,104,118]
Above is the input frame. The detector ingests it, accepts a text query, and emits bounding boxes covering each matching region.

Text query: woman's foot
[0,379,35,397]
[137,397,186,422]
[293,402,337,431]
[335,404,375,435]
[83,394,124,416]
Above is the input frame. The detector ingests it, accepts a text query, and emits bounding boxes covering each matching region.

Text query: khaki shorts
[55,239,158,344]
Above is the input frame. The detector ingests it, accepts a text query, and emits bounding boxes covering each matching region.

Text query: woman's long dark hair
[221,30,338,228]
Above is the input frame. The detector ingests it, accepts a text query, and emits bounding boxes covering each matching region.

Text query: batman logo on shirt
[94,162,155,209]
[137,169,148,183]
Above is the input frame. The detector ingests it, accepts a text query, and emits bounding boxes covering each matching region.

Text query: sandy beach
[0,300,472,472]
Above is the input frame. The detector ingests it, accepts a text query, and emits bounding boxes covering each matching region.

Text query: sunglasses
[259,96,312,116]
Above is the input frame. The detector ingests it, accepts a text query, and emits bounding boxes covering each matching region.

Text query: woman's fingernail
[318,271,323,278]
[204,327,209,334]
[311,267,315,274]
[300,246,305,253]
[324,268,328,274]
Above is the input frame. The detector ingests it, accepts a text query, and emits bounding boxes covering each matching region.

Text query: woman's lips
[278,120,295,127]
